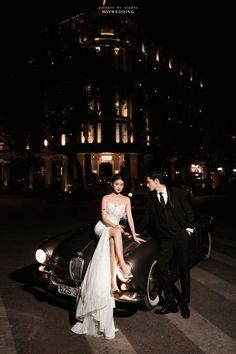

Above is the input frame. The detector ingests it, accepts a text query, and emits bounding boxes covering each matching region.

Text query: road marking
[86,328,137,354]
[0,296,17,354]
[191,267,236,304]
[166,308,236,354]
[212,250,236,269]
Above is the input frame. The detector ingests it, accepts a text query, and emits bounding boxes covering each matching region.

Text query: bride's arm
[126,198,146,243]
[101,196,124,231]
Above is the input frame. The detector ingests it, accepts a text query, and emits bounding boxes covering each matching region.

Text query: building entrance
[99,162,112,182]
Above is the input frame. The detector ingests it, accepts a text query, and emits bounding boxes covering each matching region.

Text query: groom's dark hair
[146,171,164,184]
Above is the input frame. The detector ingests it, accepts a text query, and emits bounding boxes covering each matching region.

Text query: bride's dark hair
[110,173,124,184]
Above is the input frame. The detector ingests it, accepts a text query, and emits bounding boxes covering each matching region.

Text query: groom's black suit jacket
[137,187,195,240]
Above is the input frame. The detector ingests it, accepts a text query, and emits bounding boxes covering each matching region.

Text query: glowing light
[141,42,146,54]
[190,164,203,173]
[61,134,66,146]
[44,139,49,147]
[101,29,114,36]
[35,249,46,263]
[97,123,102,143]
[116,123,120,143]
[101,155,112,161]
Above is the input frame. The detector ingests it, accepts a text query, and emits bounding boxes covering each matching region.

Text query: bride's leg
[109,238,118,289]
[109,228,129,275]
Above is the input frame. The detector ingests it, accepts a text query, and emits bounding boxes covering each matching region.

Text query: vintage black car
[35,202,214,310]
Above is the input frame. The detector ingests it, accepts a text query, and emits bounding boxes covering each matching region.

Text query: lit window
[88,100,95,111]
[145,112,149,130]
[141,42,146,54]
[101,28,114,36]
[116,123,120,143]
[101,155,112,161]
[61,134,66,146]
[85,84,92,95]
[81,132,85,144]
[121,100,128,117]
[88,124,94,144]
[40,166,45,177]
[130,133,134,144]
[97,123,102,143]
[121,124,128,143]
[115,93,120,116]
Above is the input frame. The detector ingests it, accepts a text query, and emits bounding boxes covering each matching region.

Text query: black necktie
[159,192,165,207]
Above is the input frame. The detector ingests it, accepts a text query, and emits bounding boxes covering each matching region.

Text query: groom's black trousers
[158,232,190,308]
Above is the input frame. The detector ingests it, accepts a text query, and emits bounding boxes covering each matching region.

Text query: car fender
[125,235,158,290]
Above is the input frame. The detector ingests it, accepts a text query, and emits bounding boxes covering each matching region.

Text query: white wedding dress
[71,202,126,339]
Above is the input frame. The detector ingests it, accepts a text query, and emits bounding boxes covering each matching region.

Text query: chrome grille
[69,253,85,281]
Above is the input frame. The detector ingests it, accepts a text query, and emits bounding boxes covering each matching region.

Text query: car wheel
[202,231,212,260]
[141,260,160,310]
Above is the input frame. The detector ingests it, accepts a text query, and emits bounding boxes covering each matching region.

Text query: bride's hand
[133,233,147,244]
[115,224,125,233]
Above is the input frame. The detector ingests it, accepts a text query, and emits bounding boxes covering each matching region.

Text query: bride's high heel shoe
[111,287,119,294]
[117,265,133,280]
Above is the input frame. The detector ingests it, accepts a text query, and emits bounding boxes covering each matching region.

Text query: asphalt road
[0,193,235,354]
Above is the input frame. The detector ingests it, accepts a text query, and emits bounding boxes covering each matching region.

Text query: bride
[71,174,145,339]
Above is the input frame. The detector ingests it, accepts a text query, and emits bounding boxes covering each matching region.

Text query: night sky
[0,0,235,142]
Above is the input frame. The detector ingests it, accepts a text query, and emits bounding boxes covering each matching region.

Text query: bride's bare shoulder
[122,195,130,203]
[102,193,113,201]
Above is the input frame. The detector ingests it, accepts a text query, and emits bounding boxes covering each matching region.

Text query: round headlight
[35,249,47,263]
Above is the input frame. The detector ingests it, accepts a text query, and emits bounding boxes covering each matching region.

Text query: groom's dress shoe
[154,305,178,315]
[179,303,190,319]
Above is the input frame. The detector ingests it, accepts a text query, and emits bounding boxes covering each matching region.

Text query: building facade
[0,10,210,194]
[38,11,207,192]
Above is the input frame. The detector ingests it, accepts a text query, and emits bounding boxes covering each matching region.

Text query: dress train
[71,226,116,339]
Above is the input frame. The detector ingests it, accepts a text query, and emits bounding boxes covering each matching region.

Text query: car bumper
[35,265,145,303]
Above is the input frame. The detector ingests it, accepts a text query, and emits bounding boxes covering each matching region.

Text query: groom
[137,171,195,319]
